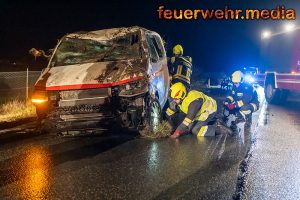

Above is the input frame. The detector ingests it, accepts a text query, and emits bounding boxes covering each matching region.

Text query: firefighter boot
[216,119,233,135]
[235,111,246,124]
[245,114,252,129]
[236,121,246,144]
[230,111,245,136]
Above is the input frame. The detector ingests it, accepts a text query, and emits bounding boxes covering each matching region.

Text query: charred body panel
[32,26,169,133]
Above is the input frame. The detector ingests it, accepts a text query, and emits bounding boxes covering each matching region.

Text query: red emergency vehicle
[256,28,300,103]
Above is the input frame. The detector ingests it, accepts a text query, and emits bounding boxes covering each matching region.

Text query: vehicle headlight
[125,84,131,90]
[245,75,255,83]
[125,81,143,91]
[119,80,147,97]
[31,90,48,104]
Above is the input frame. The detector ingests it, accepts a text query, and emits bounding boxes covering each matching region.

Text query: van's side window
[146,34,159,63]
[152,36,164,58]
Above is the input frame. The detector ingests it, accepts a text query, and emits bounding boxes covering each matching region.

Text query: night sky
[0,0,299,73]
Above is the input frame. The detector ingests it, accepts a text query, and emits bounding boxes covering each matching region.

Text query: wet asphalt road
[0,89,299,199]
[244,94,300,200]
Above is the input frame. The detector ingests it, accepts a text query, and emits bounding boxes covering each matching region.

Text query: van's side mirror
[29,48,51,60]
[151,57,157,63]
[29,48,42,59]
[151,54,159,63]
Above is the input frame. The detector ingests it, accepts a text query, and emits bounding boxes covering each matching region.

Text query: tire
[139,98,162,137]
[36,107,47,120]
[36,119,59,135]
[35,108,55,134]
[265,83,289,104]
[265,83,281,104]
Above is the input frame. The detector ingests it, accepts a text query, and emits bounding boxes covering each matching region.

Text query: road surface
[243,93,300,200]
[0,89,299,199]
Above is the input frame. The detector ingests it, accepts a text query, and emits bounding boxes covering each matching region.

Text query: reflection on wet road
[0,89,299,199]
[14,146,52,200]
[0,123,253,199]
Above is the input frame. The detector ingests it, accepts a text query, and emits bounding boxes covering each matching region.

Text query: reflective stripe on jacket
[171,56,192,84]
[228,83,259,110]
[179,90,217,121]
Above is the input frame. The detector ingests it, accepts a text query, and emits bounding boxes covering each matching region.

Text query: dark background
[0,0,299,74]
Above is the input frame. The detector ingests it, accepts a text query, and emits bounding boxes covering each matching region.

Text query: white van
[31,26,169,135]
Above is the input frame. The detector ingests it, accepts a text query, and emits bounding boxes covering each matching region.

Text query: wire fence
[0,70,227,102]
[0,70,41,102]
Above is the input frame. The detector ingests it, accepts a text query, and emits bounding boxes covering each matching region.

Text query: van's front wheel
[139,98,162,137]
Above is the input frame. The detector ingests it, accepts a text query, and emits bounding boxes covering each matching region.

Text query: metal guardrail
[0,69,41,101]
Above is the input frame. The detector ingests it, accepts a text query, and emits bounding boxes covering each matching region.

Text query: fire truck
[256,28,300,104]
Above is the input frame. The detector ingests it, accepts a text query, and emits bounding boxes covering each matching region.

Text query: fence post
[26,68,29,102]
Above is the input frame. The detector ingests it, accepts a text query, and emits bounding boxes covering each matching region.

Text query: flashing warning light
[31,98,48,103]
[31,90,48,104]
[262,31,271,39]
[284,23,296,32]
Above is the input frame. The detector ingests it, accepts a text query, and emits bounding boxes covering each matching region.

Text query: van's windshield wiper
[98,45,119,61]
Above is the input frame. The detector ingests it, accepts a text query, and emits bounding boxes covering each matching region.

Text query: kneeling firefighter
[166,82,217,139]
[223,70,259,136]
[169,44,192,90]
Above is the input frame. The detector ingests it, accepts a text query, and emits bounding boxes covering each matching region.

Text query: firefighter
[169,44,192,90]
[223,70,259,133]
[166,82,218,139]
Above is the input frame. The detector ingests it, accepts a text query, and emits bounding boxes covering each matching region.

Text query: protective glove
[170,123,189,139]
[224,102,235,110]
[170,129,182,139]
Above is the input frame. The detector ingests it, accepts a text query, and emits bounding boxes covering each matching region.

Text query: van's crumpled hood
[35,59,147,90]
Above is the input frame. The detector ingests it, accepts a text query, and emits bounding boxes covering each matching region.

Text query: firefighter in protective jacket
[166,82,217,139]
[169,44,192,89]
[224,70,259,130]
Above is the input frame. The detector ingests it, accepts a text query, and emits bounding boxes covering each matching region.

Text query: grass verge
[140,121,173,139]
[0,100,36,122]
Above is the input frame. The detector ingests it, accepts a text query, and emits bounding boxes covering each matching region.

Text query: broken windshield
[51,34,141,66]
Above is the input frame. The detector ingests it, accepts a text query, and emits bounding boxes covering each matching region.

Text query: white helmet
[231,70,244,83]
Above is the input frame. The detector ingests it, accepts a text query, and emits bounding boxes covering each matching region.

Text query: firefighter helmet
[170,82,187,100]
[173,44,183,55]
[231,70,244,83]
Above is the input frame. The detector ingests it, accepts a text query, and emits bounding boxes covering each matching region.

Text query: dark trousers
[168,111,217,136]
[190,112,216,136]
